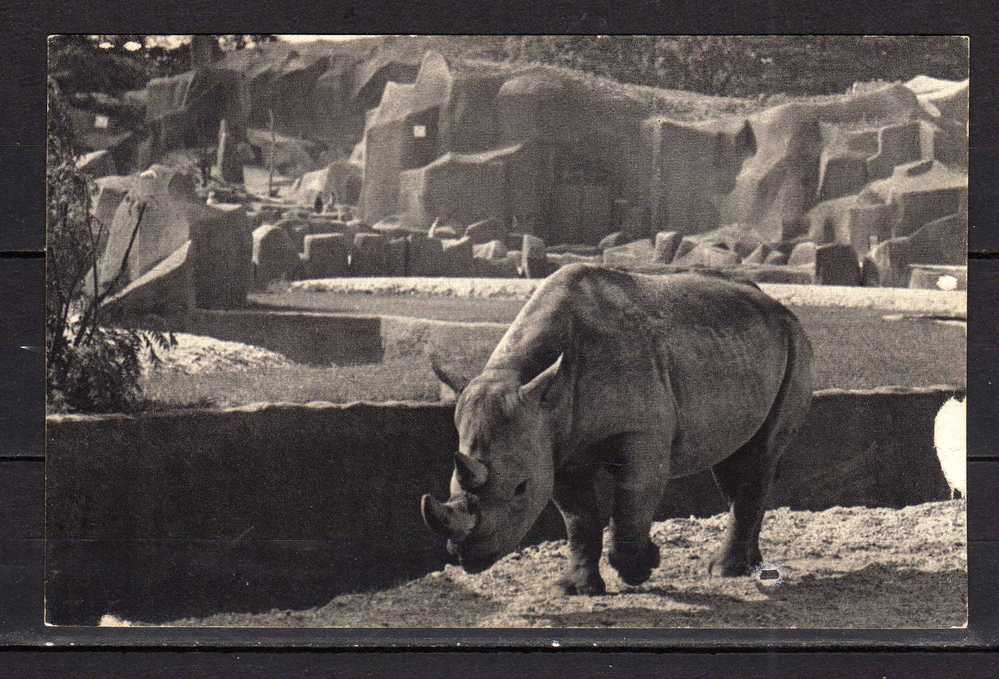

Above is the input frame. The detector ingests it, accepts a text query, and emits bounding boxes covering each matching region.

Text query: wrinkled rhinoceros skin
[423,263,814,595]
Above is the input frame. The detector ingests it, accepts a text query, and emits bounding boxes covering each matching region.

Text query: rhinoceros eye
[514,480,528,496]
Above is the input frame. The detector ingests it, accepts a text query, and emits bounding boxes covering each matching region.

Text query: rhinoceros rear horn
[430,355,471,395]
[454,451,489,489]
[420,494,476,540]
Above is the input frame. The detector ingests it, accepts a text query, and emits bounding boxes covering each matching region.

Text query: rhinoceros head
[421,356,563,573]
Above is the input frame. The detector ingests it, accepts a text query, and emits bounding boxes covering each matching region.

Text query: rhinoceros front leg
[607,435,668,587]
[552,464,606,595]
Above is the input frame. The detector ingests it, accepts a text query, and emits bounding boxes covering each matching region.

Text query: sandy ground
[133,500,965,629]
[290,277,966,317]
[141,333,293,376]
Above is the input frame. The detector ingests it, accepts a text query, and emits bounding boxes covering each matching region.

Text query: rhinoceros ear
[520,354,563,405]
[430,355,471,395]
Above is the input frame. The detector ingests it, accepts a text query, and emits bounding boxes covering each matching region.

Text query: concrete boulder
[865,161,968,238]
[473,257,520,278]
[546,244,602,257]
[214,119,243,183]
[387,237,409,276]
[101,242,194,323]
[371,215,411,239]
[548,252,601,269]
[603,239,655,268]
[814,243,861,286]
[907,212,967,266]
[351,233,389,277]
[399,150,507,230]
[891,186,967,239]
[866,121,923,180]
[817,148,868,202]
[428,223,459,240]
[464,217,505,244]
[306,220,347,237]
[253,224,300,288]
[653,231,681,264]
[442,236,475,277]
[787,241,818,266]
[598,232,627,251]
[275,218,311,253]
[845,203,894,256]
[303,233,350,278]
[521,234,553,279]
[764,249,788,266]
[674,242,740,268]
[862,238,911,287]
[473,239,508,260]
[91,175,134,238]
[94,165,200,294]
[189,203,253,309]
[407,234,446,277]
[742,244,773,265]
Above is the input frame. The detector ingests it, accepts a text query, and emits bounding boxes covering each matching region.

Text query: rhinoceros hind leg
[708,434,778,577]
[554,566,607,596]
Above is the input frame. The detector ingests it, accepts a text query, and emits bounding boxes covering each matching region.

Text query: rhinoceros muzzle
[420,493,478,542]
[420,452,489,541]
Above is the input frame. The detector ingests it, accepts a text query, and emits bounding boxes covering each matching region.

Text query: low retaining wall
[187,309,384,365]
[186,308,508,367]
[46,387,959,625]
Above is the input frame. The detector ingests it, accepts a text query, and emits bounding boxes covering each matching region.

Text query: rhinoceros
[422,263,814,594]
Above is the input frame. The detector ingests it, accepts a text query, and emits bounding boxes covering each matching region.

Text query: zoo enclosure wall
[45,386,960,625]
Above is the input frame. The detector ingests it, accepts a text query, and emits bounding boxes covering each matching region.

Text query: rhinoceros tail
[765,314,815,462]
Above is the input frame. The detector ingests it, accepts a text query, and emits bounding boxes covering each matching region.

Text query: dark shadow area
[46,538,448,625]
[522,565,967,628]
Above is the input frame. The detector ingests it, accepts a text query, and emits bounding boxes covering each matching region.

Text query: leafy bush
[46,77,175,413]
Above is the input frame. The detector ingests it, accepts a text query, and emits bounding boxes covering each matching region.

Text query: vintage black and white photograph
[44,34,968,629]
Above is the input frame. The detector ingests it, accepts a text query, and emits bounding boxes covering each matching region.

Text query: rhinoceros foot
[554,565,606,596]
[707,549,759,578]
[608,541,661,587]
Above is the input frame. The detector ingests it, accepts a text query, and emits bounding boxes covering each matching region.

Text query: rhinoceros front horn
[454,451,489,489]
[420,494,476,541]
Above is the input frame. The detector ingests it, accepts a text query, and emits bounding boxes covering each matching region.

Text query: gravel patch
[291,277,966,316]
[142,333,293,376]
[138,500,966,629]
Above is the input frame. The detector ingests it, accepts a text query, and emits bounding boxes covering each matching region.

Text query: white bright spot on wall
[94,115,109,129]
[936,275,958,291]
[413,125,427,139]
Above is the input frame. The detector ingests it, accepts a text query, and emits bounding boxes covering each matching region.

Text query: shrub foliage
[46,78,175,413]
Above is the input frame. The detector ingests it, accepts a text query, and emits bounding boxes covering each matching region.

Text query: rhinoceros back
[484,264,809,474]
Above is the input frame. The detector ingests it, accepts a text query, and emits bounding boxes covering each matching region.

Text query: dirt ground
[139,500,965,629]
